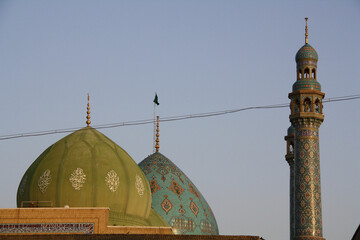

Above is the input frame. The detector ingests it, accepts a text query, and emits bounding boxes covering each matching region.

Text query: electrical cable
[0,94,359,141]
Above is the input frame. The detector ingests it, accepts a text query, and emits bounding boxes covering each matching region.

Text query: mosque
[0,19,326,240]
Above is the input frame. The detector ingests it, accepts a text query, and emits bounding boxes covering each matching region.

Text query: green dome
[138,152,219,235]
[295,44,318,62]
[17,126,155,226]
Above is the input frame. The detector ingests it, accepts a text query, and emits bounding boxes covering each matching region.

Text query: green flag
[153,93,159,105]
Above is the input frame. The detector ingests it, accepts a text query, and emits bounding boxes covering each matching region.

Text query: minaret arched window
[312,69,316,79]
[298,69,302,79]
[289,142,294,154]
[315,99,321,113]
[304,68,310,78]
[303,98,311,112]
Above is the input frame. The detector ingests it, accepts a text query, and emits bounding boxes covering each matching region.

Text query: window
[304,68,310,78]
[315,99,321,113]
[304,98,311,112]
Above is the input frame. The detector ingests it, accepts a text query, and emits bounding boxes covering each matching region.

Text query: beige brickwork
[0,208,172,235]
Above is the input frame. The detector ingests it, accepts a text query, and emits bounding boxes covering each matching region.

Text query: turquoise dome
[138,152,219,235]
[295,44,318,62]
[292,78,321,91]
[287,125,295,135]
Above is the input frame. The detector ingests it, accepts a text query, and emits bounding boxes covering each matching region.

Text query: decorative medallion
[169,180,184,197]
[69,168,86,190]
[161,195,173,214]
[149,176,161,194]
[105,170,119,192]
[19,175,28,196]
[135,174,145,197]
[189,198,199,216]
[179,205,186,215]
[38,169,51,194]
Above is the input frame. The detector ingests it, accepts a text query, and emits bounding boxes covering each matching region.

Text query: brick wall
[0,234,260,240]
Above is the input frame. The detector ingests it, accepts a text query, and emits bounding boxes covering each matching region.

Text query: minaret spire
[155,116,160,152]
[305,17,309,44]
[86,93,91,126]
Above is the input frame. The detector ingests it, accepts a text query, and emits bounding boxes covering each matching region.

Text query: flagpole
[153,93,159,153]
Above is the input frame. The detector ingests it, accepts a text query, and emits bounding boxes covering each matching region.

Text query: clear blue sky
[0,1,359,239]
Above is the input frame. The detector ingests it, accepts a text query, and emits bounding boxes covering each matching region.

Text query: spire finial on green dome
[305,17,309,44]
[86,93,91,126]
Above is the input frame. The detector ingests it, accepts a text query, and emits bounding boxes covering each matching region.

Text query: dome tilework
[139,152,219,235]
[295,44,318,62]
[292,78,321,91]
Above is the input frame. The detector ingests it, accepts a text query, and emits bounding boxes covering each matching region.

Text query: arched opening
[298,69,301,79]
[289,142,294,154]
[312,69,316,79]
[315,99,321,113]
[303,98,311,112]
[304,68,310,78]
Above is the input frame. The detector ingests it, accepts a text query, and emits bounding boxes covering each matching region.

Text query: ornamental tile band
[135,174,145,197]
[105,170,119,192]
[69,168,86,190]
[200,220,216,234]
[170,216,196,234]
[0,223,94,234]
[38,169,51,194]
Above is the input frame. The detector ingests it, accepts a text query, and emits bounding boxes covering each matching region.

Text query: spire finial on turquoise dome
[305,17,309,44]
[155,116,160,152]
[86,93,91,126]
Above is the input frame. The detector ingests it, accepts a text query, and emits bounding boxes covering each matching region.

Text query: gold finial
[305,17,309,44]
[155,116,160,152]
[86,93,91,126]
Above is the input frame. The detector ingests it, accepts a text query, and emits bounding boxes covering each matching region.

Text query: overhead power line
[0,94,359,141]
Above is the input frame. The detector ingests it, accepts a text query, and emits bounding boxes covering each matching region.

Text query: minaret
[285,125,295,240]
[289,18,326,240]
